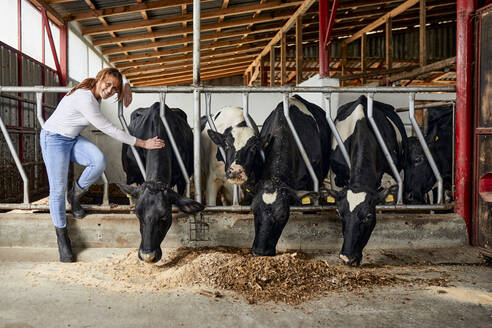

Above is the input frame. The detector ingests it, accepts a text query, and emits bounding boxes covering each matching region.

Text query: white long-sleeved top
[43,88,136,145]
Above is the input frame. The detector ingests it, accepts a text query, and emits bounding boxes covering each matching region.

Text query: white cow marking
[262,191,278,204]
[332,104,365,150]
[347,190,367,212]
[231,126,255,150]
[389,119,402,144]
[289,97,313,118]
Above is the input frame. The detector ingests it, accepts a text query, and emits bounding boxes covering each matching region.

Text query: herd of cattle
[116,96,453,266]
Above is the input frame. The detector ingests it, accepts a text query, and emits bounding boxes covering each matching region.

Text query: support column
[455,0,476,237]
[269,45,275,87]
[319,0,329,77]
[419,0,427,67]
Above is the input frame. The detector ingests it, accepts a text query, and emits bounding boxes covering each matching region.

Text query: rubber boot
[55,227,74,263]
[68,181,87,219]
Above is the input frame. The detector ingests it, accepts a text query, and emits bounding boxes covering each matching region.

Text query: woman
[41,68,164,263]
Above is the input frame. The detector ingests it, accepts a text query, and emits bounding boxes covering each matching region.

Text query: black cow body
[119,102,204,263]
[250,95,331,256]
[405,105,453,204]
[329,95,408,266]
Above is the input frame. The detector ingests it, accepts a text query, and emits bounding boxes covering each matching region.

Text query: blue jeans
[40,129,106,228]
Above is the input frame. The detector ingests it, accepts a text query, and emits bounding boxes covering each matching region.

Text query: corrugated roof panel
[104,12,144,24]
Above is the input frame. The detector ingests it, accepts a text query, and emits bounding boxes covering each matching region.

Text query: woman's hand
[135,136,165,149]
[123,82,133,107]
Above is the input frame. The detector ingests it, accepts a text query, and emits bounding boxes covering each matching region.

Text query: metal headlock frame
[0,85,455,212]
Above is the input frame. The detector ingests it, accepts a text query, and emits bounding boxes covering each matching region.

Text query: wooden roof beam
[82,1,303,36]
[341,0,420,46]
[92,11,295,46]
[134,68,249,86]
[245,0,317,84]
[28,0,65,25]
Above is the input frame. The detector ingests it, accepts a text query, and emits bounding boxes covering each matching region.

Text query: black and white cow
[202,106,262,205]
[329,95,407,266]
[118,102,204,263]
[248,95,331,256]
[404,105,453,204]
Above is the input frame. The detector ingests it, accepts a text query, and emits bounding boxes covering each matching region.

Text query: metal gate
[472,4,492,256]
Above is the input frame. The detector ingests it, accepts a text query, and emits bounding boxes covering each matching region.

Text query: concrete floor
[0,246,491,328]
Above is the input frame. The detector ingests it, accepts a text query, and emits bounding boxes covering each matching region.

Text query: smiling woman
[41,67,166,263]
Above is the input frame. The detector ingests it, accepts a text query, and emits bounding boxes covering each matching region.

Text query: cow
[201,106,262,205]
[404,105,453,204]
[328,95,408,267]
[117,102,204,263]
[245,95,331,256]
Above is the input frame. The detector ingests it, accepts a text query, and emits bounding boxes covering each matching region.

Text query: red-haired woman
[40,68,164,262]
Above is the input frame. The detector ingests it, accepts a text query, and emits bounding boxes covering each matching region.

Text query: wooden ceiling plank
[28,0,65,25]
[135,68,249,86]
[93,11,294,46]
[82,1,303,35]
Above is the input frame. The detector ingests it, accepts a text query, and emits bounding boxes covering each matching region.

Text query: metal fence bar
[242,92,265,161]
[0,203,454,212]
[282,93,319,192]
[117,101,146,180]
[158,93,191,198]
[0,86,456,94]
[0,113,29,204]
[323,93,350,168]
[366,93,403,204]
[193,89,201,203]
[408,92,443,204]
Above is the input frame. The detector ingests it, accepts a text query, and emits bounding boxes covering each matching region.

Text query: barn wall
[0,42,59,202]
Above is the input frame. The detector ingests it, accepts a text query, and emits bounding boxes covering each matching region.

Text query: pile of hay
[27,247,450,305]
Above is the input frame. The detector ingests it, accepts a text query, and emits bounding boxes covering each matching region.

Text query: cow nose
[139,250,156,263]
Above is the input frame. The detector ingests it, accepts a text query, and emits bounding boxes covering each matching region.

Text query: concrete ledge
[0,211,468,251]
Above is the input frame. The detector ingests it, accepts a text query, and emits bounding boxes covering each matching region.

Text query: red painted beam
[455,0,476,239]
[319,0,329,77]
[41,9,65,86]
[59,24,68,87]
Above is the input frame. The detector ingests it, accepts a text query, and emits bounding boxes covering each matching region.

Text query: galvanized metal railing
[0,85,455,212]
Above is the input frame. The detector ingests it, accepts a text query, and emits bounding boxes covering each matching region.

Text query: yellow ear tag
[301,197,311,205]
[385,194,394,203]
[264,141,269,147]
[246,188,251,193]
[326,195,336,204]
[435,135,439,141]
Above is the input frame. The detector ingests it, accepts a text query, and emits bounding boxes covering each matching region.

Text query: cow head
[404,137,435,204]
[207,126,263,185]
[250,180,299,256]
[330,186,395,266]
[117,181,204,263]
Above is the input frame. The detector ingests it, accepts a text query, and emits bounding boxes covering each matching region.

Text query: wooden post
[341,44,347,86]
[385,17,393,70]
[270,44,275,87]
[296,16,303,85]
[281,32,286,85]
[361,33,367,85]
[259,57,264,86]
[419,0,427,67]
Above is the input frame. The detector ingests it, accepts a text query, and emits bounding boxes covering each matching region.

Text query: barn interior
[0,1,491,327]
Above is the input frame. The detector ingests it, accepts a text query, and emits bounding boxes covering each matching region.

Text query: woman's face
[96,76,119,99]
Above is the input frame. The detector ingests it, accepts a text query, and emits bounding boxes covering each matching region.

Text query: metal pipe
[0,203,454,212]
[323,93,350,168]
[455,0,475,236]
[242,92,264,160]
[409,93,443,204]
[0,113,29,203]
[100,173,110,206]
[366,93,402,204]
[117,101,146,180]
[36,92,45,126]
[193,89,201,202]
[193,0,200,86]
[0,86,456,94]
[319,0,330,77]
[159,93,191,198]
[282,93,318,192]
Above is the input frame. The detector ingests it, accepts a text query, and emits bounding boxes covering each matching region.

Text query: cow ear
[377,185,398,204]
[117,183,140,198]
[165,189,205,214]
[207,129,225,146]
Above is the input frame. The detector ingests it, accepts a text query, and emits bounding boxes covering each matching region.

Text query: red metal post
[455,0,476,238]
[59,24,68,86]
[41,9,65,86]
[319,0,329,77]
